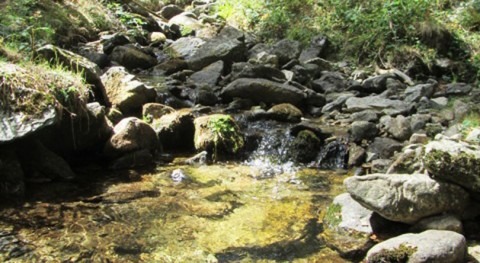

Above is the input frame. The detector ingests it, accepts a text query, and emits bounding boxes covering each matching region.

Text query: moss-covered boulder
[287,130,320,163]
[423,137,480,198]
[194,114,244,159]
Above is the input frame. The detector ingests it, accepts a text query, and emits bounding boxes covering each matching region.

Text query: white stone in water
[171,169,188,183]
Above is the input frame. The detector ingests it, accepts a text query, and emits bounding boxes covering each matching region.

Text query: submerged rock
[344,173,469,224]
[366,230,466,263]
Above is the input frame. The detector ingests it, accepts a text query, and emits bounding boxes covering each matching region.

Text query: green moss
[207,115,245,160]
[369,244,418,263]
[323,203,342,228]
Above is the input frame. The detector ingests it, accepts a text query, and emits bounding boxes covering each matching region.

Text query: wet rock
[101,67,156,114]
[184,151,208,165]
[194,114,244,157]
[423,137,480,197]
[187,28,246,71]
[104,117,159,159]
[17,140,76,181]
[0,148,25,198]
[271,39,301,66]
[265,103,303,123]
[109,149,154,170]
[188,60,223,88]
[220,78,305,105]
[345,96,410,115]
[321,193,376,261]
[142,103,175,121]
[288,130,321,163]
[410,214,463,234]
[350,121,378,143]
[366,230,466,263]
[160,4,184,20]
[170,168,189,183]
[367,137,404,160]
[381,115,412,141]
[344,173,469,224]
[110,45,157,70]
[36,44,108,105]
[152,109,195,151]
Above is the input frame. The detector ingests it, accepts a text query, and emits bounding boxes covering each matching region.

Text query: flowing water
[0,161,350,262]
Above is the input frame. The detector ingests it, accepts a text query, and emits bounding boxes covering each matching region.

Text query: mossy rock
[287,130,321,163]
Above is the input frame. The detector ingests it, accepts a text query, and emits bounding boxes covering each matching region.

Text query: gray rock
[382,115,412,141]
[366,230,466,263]
[298,35,328,63]
[387,144,425,174]
[288,130,321,163]
[404,81,436,103]
[189,60,224,88]
[221,78,305,105]
[229,62,285,81]
[367,137,404,160]
[348,143,366,167]
[165,37,205,59]
[187,30,246,71]
[410,114,431,133]
[142,103,175,121]
[344,173,469,223]
[345,96,410,115]
[110,45,157,70]
[411,214,463,233]
[321,93,355,113]
[431,97,448,107]
[351,110,378,123]
[311,71,347,93]
[271,39,301,66]
[159,4,184,20]
[266,103,303,123]
[101,33,131,54]
[168,13,203,36]
[350,121,378,143]
[465,128,480,143]
[371,159,392,173]
[360,73,397,94]
[423,138,480,196]
[446,82,473,96]
[101,67,156,114]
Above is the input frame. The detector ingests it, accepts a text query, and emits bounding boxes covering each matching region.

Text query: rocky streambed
[2,0,480,262]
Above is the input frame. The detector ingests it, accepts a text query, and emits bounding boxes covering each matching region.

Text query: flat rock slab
[367,230,467,263]
[344,173,469,224]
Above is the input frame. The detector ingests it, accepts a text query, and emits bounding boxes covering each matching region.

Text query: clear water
[0,163,349,262]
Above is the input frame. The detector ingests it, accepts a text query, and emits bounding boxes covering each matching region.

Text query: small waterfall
[311,138,348,170]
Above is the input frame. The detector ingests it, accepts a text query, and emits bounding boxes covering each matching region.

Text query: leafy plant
[107,2,146,30]
[208,115,244,161]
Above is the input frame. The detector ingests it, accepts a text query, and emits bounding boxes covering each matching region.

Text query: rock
[101,33,131,54]
[188,60,223,88]
[184,151,208,165]
[169,13,203,36]
[101,67,156,114]
[152,109,195,151]
[311,71,347,93]
[288,130,321,163]
[348,143,366,167]
[387,144,425,174]
[425,123,444,138]
[186,29,246,71]
[142,103,175,122]
[159,4,183,20]
[404,81,436,103]
[366,230,466,263]
[465,128,480,143]
[410,214,463,234]
[381,115,412,141]
[371,159,392,173]
[321,93,355,113]
[229,62,286,82]
[298,35,328,63]
[350,110,378,123]
[410,114,431,133]
[345,95,411,115]
[109,149,154,170]
[194,86,219,106]
[423,138,480,196]
[409,133,429,144]
[0,148,25,198]
[36,44,108,105]
[367,137,404,160]
[149,32,167,44]
[359,73,397,94]
[305,90,326,107]
[110,45,157,70]
[151,59,189,75]
[344,173,469,224]
[165,37,205,60]
[265,103,303,123]
[445,82,473,96]
[104,117,159,159]
[350,121,378,143]
[220,78,305,105]
[193,114,244,157]
[17,140,75,181]
[321,193,377,260]
[271,39,301,66]
[430,97,448,107]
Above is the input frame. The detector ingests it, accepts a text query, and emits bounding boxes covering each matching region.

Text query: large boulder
[164,37,205,60]
[220,78,306,105]
[101,67,156,114]
[152,109,195,151]
[110,45,157,70]
[404,81,436,103]
[287,130,321,163]
[350,121,378,143]
[228,62,286,82]
[271,39,301,66]
[380,115,412,141]
[366,230,466,263]
[367,137,404,160]
[344,173,469,224]
[265,103,303,123]
[104,117,159,159]
[36,44,108,105]
[423,137,480,197]
[188,60,224,88]
[193,114,244,158]
[345,96,411,115]
[186,27,246,71]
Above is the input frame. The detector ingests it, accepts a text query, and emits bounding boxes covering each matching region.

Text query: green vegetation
[323,203,342,228]
[216,0,480,72]
[208,115,244,160]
